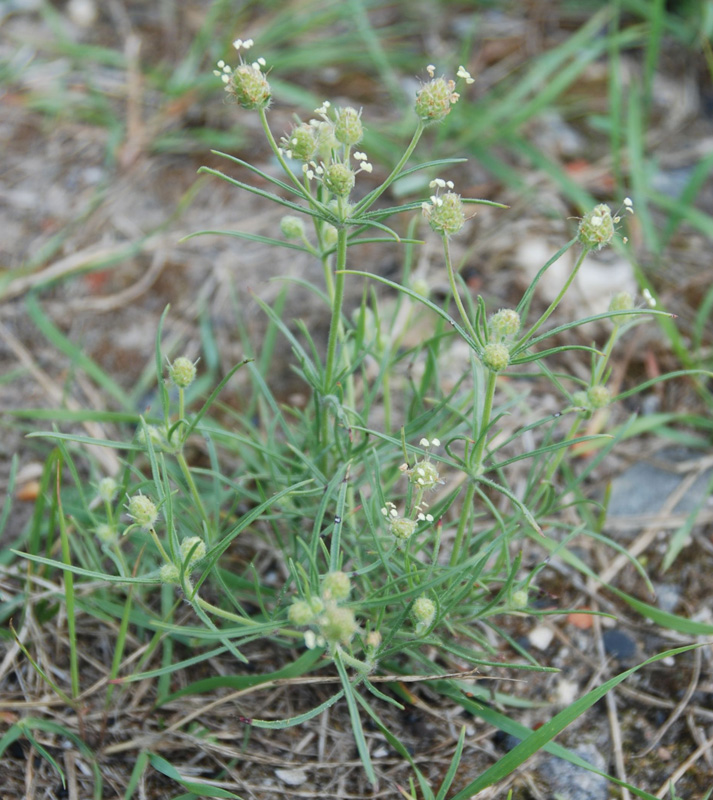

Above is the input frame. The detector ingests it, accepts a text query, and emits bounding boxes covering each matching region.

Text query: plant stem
[450,481,476,567]
[516,246,588,348]
[472,369,498,471]
[259,107,315,201]
[177,451,210,529]
[443,234,480,345]
[353,121,425,215]
[324,225,349,393]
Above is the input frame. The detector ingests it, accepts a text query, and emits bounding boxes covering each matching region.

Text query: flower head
[381,502,418,541]
[482,342,510,372]
[412,596,436,633]
[97,477,118,503]
[169,356,197,389]
[334,106,364,146]
[415,71,460,122]
[608,291,635,326]
[322,571,351,602]
[578,198,634,251]
[213,39,271,111]
[489,308,521,340]
[320,605,357,646]
[179,536,206,566]
[126,494,158,530]
[421,179,465,236]
[280,123,318,162]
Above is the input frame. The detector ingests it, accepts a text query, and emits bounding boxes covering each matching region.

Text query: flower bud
[180,536,206,566]
[127,494,158,529]
[489,308,520,340]
[322,223,338,248]
[578,204,614,250]
[97,477,118,503]
[334,106,364,146]
[422,191,465,236]
[95,523,117,544]
[415,77,459,121]
[609,291,635,325]
[320,606,357,645]
[511,589,529,609]
[322,571,351,602]
[586,385,611,409]
[411,277,430,298]
[482,342,510,372]
[169,356,197,389]
[228,63,271,110]
[160,563,180,584]
[288,599,316,626]
[323,162,355,198]
[365,630,382,651]
[280,215,305,239]
[412,596,436,631]
[137,425,165,449]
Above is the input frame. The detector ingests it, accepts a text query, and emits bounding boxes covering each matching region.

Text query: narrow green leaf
[149,754,243,799]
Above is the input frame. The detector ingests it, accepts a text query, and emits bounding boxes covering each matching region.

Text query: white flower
[457,65,475,84]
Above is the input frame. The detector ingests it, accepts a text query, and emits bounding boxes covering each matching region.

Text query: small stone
[274,768,308,786]
[539,743,609,800]
[528,625,555,651]
[602,629,636,661]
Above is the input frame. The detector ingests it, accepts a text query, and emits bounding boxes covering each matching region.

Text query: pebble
[538,743,609,800]
[274,767,308,786]
[602,629,637,661]
[528,625,555,651]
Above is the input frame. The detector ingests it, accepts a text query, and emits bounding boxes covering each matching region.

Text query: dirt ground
[1,1,712,798]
